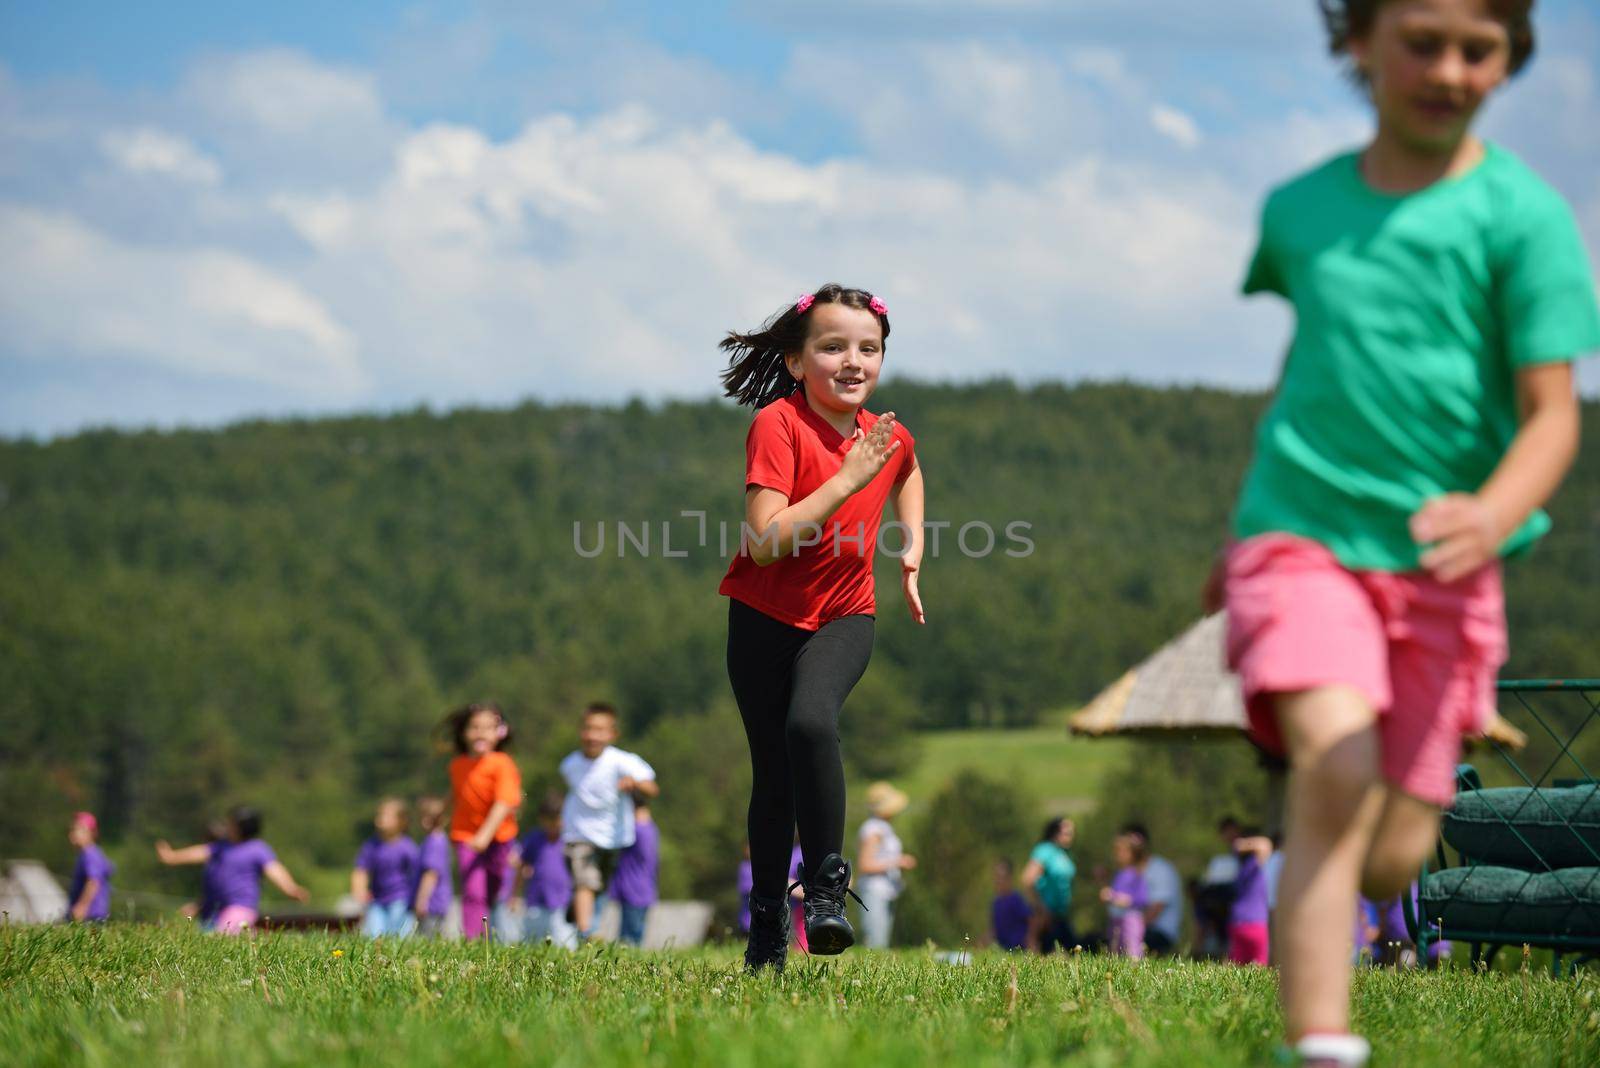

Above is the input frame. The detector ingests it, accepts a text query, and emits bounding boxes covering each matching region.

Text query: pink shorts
[1224,534,1506,807]
[1228,921,1270,965]
[213,905,258,935]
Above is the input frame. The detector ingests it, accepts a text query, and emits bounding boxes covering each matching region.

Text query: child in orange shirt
[443,702,522,940]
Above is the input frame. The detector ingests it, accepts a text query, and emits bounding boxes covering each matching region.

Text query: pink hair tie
[74,812,98,833]
[868,296,888,316]
[795,293,815,314]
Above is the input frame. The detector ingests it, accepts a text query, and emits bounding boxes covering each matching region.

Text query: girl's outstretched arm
[1412,362,1580,582]
[1019,858,1047,950]
[891,459,926,624]
[156,841,211,866]
[264,861,311,902]
[350,867,371,905]
[743,415,902,566]
[469,801,515,853]
[70,878,100,921]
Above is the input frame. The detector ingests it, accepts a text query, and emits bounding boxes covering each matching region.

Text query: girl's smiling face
[463,709,502,756]
[784,302,886,416]
[1352,0,1511,154]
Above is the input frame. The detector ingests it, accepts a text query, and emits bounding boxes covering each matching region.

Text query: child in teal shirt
[1211,3,1599,1064]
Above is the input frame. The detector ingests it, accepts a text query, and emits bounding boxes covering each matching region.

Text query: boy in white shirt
[560,702,659,938]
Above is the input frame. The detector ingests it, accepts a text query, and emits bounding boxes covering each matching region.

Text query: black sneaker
[794,852,864,955]
[744,892,791,974]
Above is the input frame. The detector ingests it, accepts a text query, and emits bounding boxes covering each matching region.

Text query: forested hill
[3,381,1597,889]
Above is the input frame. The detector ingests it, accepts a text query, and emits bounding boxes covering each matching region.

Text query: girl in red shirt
[718,283,926,971]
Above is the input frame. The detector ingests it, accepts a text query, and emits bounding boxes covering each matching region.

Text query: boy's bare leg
[1274,686,1386,1041]
[573,886,596,937]
[1361,790,1441,901]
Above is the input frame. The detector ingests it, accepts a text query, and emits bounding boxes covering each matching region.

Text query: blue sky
[2,0,1597,437]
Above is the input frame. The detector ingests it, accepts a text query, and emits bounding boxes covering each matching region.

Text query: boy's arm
[620,777,660,799]
[890,459,926,625]
[619,755,659,799]
[1413,362,1579,582]
[350,868,370,903]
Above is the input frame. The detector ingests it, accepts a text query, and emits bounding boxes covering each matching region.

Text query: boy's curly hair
[1319,0,1536,78]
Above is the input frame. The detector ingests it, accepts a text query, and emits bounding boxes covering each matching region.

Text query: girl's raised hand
[837,413,901,493]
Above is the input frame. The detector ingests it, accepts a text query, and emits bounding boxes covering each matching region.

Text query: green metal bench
[1405,679,1600,975]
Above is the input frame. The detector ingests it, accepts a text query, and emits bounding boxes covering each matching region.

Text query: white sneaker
[1294,1033,1371,1067]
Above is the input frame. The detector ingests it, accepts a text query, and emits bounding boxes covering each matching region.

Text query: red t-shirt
[718,390,916,630]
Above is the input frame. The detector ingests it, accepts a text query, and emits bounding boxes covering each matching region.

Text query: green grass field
[5,925,1595,1067]
[855,721,1130,823]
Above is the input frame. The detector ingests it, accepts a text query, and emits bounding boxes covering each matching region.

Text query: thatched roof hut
[1069,613,1243,736]
[1070,612,1526,750]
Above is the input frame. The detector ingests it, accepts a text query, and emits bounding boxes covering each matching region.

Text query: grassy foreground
[4,926,1596,1068]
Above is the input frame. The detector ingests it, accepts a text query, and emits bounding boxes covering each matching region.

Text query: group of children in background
[65,701,660,945]
[973,813,1443,972]
[372,699,661,945]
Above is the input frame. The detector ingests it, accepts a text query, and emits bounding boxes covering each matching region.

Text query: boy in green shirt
[1210,2,1600,1064]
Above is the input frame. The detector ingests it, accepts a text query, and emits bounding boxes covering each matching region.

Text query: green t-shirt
[1235,143,1600,572]
[1029,841,1075,916]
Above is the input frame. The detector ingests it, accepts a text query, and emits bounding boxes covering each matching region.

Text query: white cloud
[1148,104,1201,149]
[0,203,363,394]
[186,49,382,135]
[4,5,1600,436]
[100,127,222,185]
[240,105,1260,410]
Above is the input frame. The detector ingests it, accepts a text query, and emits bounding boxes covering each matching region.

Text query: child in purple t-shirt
[66,812,113,923]
[178,819,230,931]
[517,791,576,949]
[353,797,419,939]
[989,858,1033,951]
[158,805,309,934]
[612,801,660,946]
[1228,831,1274,965]
[1100,832,1148,959]
[411,796,453,937]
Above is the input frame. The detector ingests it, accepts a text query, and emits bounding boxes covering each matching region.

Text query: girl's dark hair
[440,701,513,755]
[1319,0,1536,78]
[229,805,262,841]
[1040,817,1069,845]
[719,283,891,409]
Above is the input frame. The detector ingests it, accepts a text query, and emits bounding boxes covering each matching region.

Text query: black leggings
[727,598,874,900]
